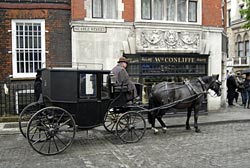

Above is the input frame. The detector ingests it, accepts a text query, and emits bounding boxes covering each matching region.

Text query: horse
[148,74,222,134]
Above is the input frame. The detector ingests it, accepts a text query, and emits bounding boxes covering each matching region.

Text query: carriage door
[78,73,101,127]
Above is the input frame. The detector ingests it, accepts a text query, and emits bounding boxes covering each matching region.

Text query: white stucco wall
[72,22,133,70]
[201,27,226,111]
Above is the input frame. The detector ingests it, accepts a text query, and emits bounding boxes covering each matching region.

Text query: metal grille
[0,82,35,117]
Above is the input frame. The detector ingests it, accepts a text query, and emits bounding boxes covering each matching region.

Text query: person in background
[244,74,250,108]
[236,74,247,108]
[34,70,42,102]
[111,56,138,101]
[226,72,238,106]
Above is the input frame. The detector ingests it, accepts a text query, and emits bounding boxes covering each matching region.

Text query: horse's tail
[148,96,154,124]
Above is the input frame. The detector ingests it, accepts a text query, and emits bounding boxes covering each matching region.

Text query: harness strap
[185,81,198,94]
[198,77,206,91]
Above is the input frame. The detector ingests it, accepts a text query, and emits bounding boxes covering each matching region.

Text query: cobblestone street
[1,122,250,168]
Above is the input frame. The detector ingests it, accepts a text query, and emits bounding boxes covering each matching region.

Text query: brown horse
[148,75,222,133]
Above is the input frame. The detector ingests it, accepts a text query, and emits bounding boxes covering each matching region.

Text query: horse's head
[208,74,222,96]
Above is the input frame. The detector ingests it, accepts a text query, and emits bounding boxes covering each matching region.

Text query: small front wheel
[27,106,76,155]
[116,111,146,143]
[103,109,121,133]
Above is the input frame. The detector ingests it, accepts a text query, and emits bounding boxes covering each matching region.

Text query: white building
[71,0,227,111]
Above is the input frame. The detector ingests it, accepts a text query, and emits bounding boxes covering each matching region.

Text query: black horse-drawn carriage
[19,68,147,155]
[19,67,222,155]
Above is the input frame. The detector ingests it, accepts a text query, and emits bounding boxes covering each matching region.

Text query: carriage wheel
[27,107,76,155]
[116,111,146,143]
[18,101,45,138]
[103,110,121,133]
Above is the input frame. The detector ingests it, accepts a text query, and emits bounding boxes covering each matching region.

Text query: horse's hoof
[162,127,168,133]
[152,128,159,134]
[186,126,191,130]
[195,129,201,133]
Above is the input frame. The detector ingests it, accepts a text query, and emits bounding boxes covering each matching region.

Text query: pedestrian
[236,74,247,107]
[226,72,237,106]
[111,56,138,101]
[34,70,42,102]
[244,74,250,108]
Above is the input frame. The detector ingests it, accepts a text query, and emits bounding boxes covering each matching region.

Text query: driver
[111,56,138,101]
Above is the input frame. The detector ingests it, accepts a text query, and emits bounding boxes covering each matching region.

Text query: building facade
[71,0,227,111]
[0,0,72,81]
[227,0,250,74]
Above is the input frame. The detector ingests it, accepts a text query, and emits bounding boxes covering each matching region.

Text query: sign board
[73,26,106,33]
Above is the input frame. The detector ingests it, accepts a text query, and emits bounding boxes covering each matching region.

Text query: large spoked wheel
[18,101,45,138]
[27,106,76,155]
[103,109,121,133]
[116,111,146,143]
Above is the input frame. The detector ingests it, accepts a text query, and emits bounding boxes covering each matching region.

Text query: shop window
[12,19,46,78]
[141,0,198,23]
[92,0,118,19]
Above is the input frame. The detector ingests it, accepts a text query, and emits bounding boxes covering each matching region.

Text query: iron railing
[0,82,35,117]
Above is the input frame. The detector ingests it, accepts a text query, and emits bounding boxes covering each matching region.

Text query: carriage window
[101,74,110,99]
[80,73,97,99]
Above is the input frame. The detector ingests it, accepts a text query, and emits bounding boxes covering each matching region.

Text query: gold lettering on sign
[152,57,195,63]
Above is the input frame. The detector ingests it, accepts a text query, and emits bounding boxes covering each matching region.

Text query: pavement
[1,102,250,134]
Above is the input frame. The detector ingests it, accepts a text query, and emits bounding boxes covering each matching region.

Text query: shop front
[125,53,209,114]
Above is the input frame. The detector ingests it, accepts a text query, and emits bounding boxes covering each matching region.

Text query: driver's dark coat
[111,64,134,92]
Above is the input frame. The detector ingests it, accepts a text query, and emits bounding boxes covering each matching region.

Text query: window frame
[90,0,119,20]
[12,19,46,78]
[139,0,199,23]
[188,0,197,22]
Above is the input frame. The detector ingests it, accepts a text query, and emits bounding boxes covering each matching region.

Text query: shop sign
[141,56,207,63]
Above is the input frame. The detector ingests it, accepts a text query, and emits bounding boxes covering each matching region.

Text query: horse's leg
[156,115,168,133]
[186,107,192,130]
[193,105,201,133]
[148,97,159,134]
[151,112,159,134]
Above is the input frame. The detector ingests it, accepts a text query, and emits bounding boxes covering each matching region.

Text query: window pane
[188,1,197,22]
[93,0,102,18]
[238,42,243,57]
[80,74,97,98]
[153,0,164,20]
[142,0,151,19]
[167,0,175,21]
[103,0,117,19]
[245,41,249,56]
[177,0,186,21]
[15,22,43,74]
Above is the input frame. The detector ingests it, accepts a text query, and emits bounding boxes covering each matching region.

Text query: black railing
[0,82,35,117]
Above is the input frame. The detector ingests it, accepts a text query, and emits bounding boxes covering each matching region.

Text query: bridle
[198,77,221,97]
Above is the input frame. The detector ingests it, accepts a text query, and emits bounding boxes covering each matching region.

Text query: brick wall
[0,3,71,81]
[123,0,134,22]
[202,0,223,27]
[71,0,85,21]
